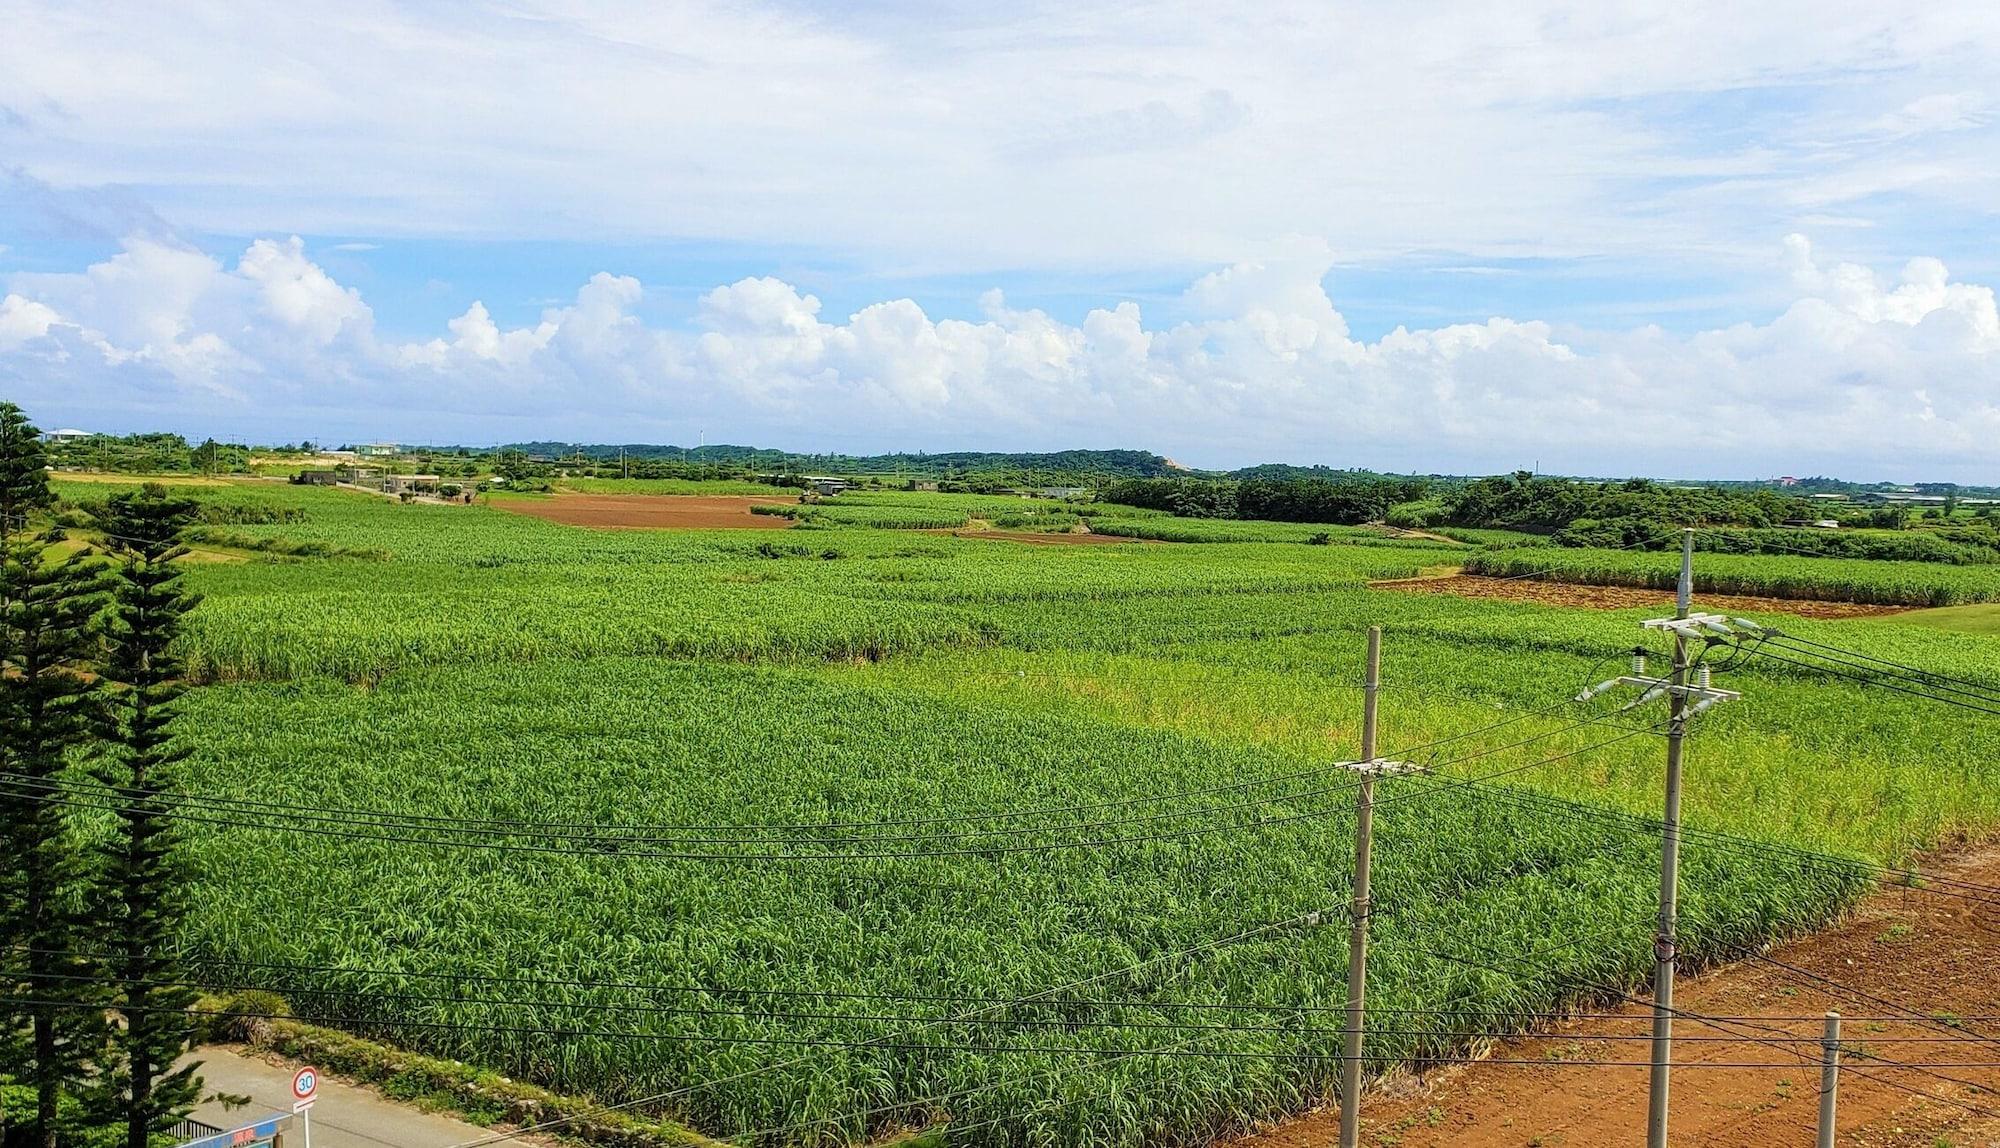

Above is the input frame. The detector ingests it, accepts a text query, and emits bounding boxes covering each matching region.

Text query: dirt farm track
[493,494,796,529]
[1231,844,2000,1148]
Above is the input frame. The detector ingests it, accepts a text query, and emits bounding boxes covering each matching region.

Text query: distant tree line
[1443,473,1812,537]
[48,434,251,476]
[1099,471,1838,539]
[496,443,1180,483]
[1098,476,1428,525]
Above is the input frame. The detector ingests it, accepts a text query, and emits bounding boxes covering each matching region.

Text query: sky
[3,2,1999,479]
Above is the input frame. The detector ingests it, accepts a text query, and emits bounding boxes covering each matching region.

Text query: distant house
[1037,487,1087,500]
[44,428,92,444]
[336,465,382,484]
[297,469,342,486]
[803,475,850,496]
[356,442,399,458]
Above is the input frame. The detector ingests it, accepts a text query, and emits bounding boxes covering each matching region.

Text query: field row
[1463,546,2000,606]
[175,658,1867,1146]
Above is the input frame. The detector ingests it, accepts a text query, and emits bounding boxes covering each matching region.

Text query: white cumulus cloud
[5,233,2000,478]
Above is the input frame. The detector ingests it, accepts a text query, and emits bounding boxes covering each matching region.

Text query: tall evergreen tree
[0,403,49,546]
[0,538,113,1148]
[94,485,205,1148]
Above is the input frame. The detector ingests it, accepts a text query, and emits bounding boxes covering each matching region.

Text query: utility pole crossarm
[1333,758,1424,778]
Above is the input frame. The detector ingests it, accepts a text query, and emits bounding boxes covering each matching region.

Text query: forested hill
[498,443,1183,478]
[1226,463,1446,483]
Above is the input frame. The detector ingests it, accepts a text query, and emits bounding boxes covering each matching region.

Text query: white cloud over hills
[9,235,1998,477]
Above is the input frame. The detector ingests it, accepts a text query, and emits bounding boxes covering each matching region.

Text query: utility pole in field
[1337,626,1418,1148]
[1577,529,1739,1148]
[1645,528,1694,1148]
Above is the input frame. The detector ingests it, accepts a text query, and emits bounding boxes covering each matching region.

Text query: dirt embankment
[492,494,796,529]
[1230,845,2000,1148]
[1374,573,1907,621]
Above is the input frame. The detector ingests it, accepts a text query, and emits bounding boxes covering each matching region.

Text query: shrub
[203,989,292,1043]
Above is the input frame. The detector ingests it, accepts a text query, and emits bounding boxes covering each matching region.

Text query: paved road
[176,1046,538,1147]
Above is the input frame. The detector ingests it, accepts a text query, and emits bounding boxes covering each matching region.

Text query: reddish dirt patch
[1373,574,1906,621]
[493,494,795,530]
[1229,845,2000,1148]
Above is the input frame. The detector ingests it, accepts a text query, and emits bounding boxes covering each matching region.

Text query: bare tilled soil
[1373,573,1908,621]
[493,494,796,529]
[1228,845,2000,1148]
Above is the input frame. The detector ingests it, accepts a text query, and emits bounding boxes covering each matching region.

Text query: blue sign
[178,1112,289,1148]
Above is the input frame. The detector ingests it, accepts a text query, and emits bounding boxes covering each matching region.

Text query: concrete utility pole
[1336,627,1419,1148]
[1645,528,1695,1148]
[1816,1011,1842,1148]
[1573,532,1743,1148]
[1338,627,1382,1148]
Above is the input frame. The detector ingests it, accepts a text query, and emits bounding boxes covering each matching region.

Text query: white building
[45,428,92,443]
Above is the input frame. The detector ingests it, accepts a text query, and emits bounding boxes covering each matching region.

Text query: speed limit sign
[291,1065,319,1110]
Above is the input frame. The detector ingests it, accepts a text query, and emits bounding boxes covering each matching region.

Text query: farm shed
[383,474,442,493]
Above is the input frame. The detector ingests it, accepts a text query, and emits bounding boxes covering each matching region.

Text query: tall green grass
[1463,547,2000,606]
[40,473,2000,1145]
[176,658,1867,1147]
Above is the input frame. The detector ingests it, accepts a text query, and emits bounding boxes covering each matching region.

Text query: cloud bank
[4,2,1998,270]
[9,235,1998,477]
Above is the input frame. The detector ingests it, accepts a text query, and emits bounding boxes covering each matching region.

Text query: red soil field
[1230,844,2000,1148]
[493,494,797,529]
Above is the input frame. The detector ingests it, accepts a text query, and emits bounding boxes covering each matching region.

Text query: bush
[1385,499,1443,529]
[204,989,292,1043]
[1445,473,1808,534]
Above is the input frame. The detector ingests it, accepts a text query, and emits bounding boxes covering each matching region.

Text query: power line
[1724,946,2000,1119]
[1760,629,2000,698]
[1449,778,2000,909]
[23,943,1998,1026]
[445,907,1337,1148]
[0,696,1585,842]
[39,967,1967,1045]
[1394,927,2000,1124]
[1737,645,2000,719]
[1754,634,2000,711]
[41,995,1987,1074]
[0,717,1659,862]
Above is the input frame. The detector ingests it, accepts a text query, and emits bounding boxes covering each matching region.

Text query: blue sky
[4,2,2000,477]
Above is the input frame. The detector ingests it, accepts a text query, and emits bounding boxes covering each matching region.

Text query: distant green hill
[1227,462,1454,484]
[497,443,1183,479]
